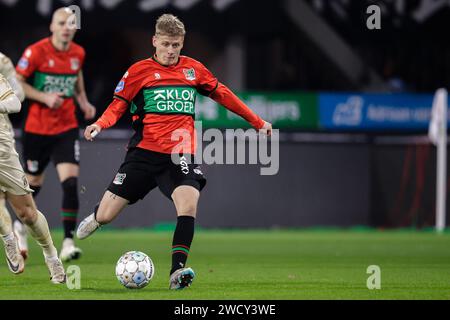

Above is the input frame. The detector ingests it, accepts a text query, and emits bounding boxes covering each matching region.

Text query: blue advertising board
[319,93,437,130]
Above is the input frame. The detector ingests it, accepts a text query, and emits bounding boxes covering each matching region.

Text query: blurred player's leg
[169,185,199,289]
[0,193,13,236]
[56,163,82,262]
[77,191,128,239]
[13,174,44,259]
[0,193,24,274]
[7,193,66,283]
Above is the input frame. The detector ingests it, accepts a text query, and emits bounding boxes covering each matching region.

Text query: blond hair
[155,14,185,37]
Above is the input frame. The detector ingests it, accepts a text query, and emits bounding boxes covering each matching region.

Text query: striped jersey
[16,37,85,135]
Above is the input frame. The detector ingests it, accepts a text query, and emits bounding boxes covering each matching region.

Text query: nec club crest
[70,58,80,71]
[183,68,196,81]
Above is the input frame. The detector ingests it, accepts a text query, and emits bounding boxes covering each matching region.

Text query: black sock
[63,220,76,239]
[93,203,100,221]
[170,216,195,275]
[61,178,79,239]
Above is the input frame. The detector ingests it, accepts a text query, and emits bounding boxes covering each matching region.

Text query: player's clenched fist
[44,92,64,109]
[260,121,273,137]
[84,123,101,141]
[81,102,96,120]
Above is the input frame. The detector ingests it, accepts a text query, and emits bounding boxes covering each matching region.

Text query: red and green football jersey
[96,55,264,154]
[16,37,85,135]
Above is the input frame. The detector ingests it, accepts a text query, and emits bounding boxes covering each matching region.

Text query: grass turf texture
[0,229,450,299]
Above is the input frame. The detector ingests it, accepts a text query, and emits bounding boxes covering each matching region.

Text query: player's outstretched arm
[84,97,128,141]
[209,82,272,136]
[260,121,273,137]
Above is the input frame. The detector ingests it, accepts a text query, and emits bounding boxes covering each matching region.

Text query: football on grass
[115,251,154,289]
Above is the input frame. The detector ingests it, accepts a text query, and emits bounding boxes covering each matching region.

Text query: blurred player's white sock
[13,220,28,259]
[25,210,57,258]
[0,200,13,236]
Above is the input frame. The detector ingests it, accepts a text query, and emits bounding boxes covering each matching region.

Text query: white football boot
[13,220,28,260]
[45,256,66,284]
[3,234,25,274]
[169,267,195,290]
[76,213,100,240]
[59,238,82,262]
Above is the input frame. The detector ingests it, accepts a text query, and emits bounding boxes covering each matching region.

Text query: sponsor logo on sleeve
[18,58,29,70]
[114,80,125,93]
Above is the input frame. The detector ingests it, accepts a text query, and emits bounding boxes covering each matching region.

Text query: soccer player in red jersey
[77,14,272,289]
[15,8,96,262]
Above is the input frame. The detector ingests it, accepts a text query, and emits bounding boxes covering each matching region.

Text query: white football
[115,251,154,289]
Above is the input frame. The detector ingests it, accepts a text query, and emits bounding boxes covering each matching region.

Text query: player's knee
[62,177,77,191]
[175,200,197,216]
[95,200,124,225]
[62,177,79,209]
[96,209,114,224]
[15,205,37,225]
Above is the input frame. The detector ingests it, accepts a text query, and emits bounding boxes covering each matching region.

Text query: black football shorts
[22,128,80,175]
[107,147,206,204]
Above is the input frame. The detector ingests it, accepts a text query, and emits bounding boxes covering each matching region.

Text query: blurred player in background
[15,7,96,262]
[0,53,66,283]
[77,14,272,289]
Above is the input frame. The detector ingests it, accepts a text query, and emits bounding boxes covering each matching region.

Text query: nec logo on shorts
[113,173,126,185]
[26,160,39,173]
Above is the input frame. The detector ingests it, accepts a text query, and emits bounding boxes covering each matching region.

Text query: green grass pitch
[0,229,450,299]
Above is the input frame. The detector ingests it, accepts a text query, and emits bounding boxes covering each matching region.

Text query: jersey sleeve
[210,82,265,130]
[0,53,24,101]
[195,62,219,97]
[15,45,41,78]
[0,74,21,114]
[112,63,144,104]
[78,46,86,69]
[94,98,128,129]
[0,74,14,100]
[0,53,15,78]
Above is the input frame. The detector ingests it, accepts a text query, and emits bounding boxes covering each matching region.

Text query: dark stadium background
[0,0,449,230]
